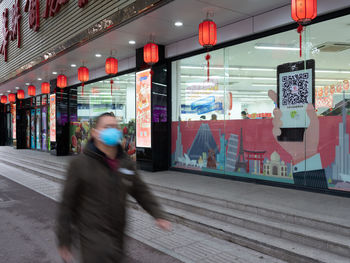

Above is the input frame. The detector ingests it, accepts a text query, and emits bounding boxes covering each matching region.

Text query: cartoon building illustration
[187,123,217,161]
[216,129,227,170]
[174,119,184,164]
[331,97,350,182]
[225,134,239,171]
[264,151,288,177]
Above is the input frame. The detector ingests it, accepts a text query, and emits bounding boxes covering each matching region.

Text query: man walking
[56,112,171,263]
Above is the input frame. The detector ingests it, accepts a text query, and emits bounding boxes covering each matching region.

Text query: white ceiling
[0,0,293,95]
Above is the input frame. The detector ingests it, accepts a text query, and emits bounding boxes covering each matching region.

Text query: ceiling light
[174,21,183,27]
[129,40,136,45]
[25,83,30,85]
[15,87,19,89]
[95,53,102,57]
[52,72,57,75]
[254,44,299,51]
[7,90,11,92]
[71,64,77,67]
[37,78,42,81]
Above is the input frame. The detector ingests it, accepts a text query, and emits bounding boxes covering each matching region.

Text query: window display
[171,14,350,192]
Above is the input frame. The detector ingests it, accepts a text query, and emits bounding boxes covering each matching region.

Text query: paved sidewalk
[0,161,286,263]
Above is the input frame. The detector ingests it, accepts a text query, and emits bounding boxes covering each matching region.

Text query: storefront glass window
[171,14,350,192]
[70,73,136,154]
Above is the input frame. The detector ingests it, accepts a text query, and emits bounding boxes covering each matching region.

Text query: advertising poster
[36,109,41,150]
[31,109,35,149]
[70,121,90,154]
[136,69,152,148]
[42,107,47,151]
[11,103,16,139]
[50,94,56,142]
[26,110,30,148]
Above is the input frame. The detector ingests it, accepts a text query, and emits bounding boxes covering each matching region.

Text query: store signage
[44,0,69,18]
[78,0,88,8]
[50,94,56,142]
[10,0,22,48]
[24,0,40,32]
[1,0,89,61]
[136,69,152,148]
[0,9,9,61]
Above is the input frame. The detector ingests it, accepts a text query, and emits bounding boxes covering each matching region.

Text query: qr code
[281,72,309,106]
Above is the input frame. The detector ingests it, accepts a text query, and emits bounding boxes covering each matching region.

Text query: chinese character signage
[50,94,56,142]
[136,69,151,148]
[0,0,89,62]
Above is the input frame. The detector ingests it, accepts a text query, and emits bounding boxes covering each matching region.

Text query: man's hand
[156,218,172,231]
[268,90,319,164]
[58,246,73,263]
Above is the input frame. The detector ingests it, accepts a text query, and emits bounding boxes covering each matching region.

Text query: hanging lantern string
[205,53,211,82]
[297,24,304,58]
[110,79,114,96]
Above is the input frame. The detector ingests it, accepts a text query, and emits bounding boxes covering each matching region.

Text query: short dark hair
[241,111,247,115]
[94,112,115,128]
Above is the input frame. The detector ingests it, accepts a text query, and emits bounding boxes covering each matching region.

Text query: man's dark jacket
[56,141,163,263]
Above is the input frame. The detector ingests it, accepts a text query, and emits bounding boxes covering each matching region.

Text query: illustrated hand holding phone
[268,90,319,165]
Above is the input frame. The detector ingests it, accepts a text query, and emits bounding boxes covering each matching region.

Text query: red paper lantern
[28,85,36,96]
[105,57,118,75]
[9,93,16,103]
[78,66,89,96]
[198,19,217,48]
[78,66,89,83]
[291,0,317,57]
[105,57,119,96]
[143,43,159,65]
[41,82,50,94]
[1,95,7,104]
[57,74,67,89]
[17,89,25,99]
[291,0,317,25]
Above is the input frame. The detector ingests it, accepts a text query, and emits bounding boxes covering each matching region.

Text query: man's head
[241,111,247,117]
[91,113,121,147]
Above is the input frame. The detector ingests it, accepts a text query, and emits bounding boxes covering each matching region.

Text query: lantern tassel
[110,79,114,96]
[297,25,304,58]
[206,53,211,82]
[82,83,84,97]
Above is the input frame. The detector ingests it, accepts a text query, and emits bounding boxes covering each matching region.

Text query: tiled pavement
[0,162,286,263]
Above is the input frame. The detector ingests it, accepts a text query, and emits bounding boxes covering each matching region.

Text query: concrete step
[0,151,68,169]
[147,183,350,237]
[152,191,350,258]
[0,153,66,177]
[128,200,350,263]
[0,158,64,183]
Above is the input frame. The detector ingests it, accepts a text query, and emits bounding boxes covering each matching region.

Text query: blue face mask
[98,128,122,146]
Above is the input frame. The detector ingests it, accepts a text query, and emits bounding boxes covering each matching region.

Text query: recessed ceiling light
[25,83,30,85]
[15,87,19,89]
[95,53,102,57]
[129,40,136,45]
[71,64,77,67]
[174,21,183,27]
[52,72,57,75]
[37,78,42,81]
[7,90,11,92]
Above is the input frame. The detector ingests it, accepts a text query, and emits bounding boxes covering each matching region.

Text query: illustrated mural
[172,94,350,192]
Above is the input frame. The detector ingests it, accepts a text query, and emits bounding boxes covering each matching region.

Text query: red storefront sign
[44,0,69,18]
[0,9,9,61]
[24,0,40,32]
[1,0,89,62]
[10,0,21,48]
[78,0,88,8]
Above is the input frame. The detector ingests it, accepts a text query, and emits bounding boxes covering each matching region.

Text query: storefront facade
[169,8,350,194]
[0,0,350,195]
